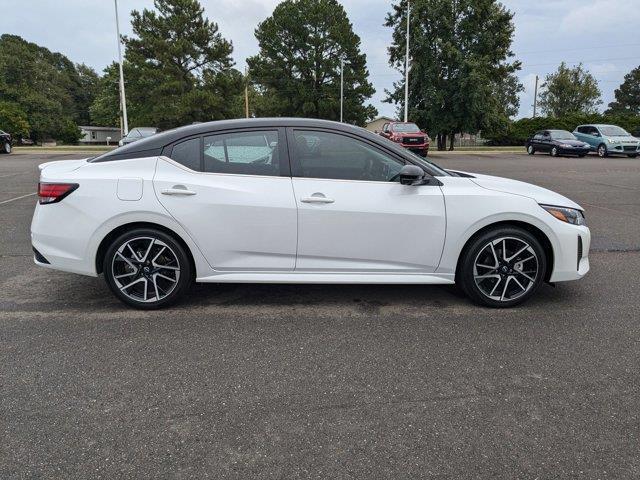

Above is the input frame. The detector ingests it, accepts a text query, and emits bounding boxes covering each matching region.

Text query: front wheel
[627,154,638,158]
[103,228,192,309]
[457,227,547,308]
[551,146,559,157]
[597,144,608,158]
[2,142,10,154]
[527,144,535,155]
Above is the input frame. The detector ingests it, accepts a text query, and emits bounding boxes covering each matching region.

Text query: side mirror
[399,164,426,185]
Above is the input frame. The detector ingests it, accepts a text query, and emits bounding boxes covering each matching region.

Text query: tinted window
[292,130,405,182]
[577,126,588,134]
[170,137,200,171]
[533,133,543,140]
[203,130,279,176]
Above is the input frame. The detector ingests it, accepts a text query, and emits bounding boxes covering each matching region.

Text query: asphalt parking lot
[1,152,639,479]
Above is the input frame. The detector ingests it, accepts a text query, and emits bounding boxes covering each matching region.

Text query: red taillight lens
[38,183,79,204]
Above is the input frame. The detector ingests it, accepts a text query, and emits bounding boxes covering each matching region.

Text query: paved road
[1,152,639,479]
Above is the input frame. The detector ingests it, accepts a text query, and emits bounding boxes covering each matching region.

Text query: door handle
[161,186,197,196]
[301,196,334,204]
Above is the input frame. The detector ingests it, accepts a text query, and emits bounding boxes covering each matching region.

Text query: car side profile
[32,118,590,309]
[525,130,591,157]
[0,129,12,154]
[573,124,640,158]
[379,121,430,156]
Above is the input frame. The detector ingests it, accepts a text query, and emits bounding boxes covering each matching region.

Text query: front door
[288,129,446,273]
[154,128,297,271]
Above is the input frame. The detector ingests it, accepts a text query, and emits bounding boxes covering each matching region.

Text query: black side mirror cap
[399,164,426,185]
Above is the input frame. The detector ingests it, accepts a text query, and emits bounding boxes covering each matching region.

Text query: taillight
[38,182,79,204]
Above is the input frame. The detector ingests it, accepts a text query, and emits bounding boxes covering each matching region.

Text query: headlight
[560,143,572,148]
[540,205,586,226]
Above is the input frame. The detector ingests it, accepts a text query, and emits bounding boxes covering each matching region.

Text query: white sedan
[31,119,590,309]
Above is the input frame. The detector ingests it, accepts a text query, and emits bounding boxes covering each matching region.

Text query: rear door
[154,128,298,271]
[287,128,446,273]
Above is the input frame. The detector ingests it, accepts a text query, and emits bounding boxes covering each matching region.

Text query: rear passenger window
[170,138,200,171]
[203,131,279,176]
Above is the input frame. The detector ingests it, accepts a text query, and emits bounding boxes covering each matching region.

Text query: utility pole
[532,74,539,118]
[114,0,128,135]
[244,66,250,118]
[340,57,346,123]
[403,0,410,122]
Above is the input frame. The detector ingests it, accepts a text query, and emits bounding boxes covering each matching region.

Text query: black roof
[91,118,378,162]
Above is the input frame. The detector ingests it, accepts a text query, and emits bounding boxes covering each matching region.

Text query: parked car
[379,121,430,156]
[573,124,640,158]
[118,127,159,146]
[0,129,12,154]
[525,130,591,157]
[32,118,590,309]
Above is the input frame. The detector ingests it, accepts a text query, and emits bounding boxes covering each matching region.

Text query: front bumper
[558,146,591,155]
[548,224,590,282]
[607,144,640,155]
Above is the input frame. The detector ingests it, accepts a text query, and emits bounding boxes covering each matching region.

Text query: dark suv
[0,130,12,154]
[379,122,430,156]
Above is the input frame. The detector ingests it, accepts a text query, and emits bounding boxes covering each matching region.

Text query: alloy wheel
[527,145,534,155]
[4,142,10,154]
[551,147,558,157]
[111,236,181,303]
[473,236,539,302]
[598,145,607,157]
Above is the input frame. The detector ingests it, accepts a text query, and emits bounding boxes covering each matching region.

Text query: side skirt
[196,272,456,284]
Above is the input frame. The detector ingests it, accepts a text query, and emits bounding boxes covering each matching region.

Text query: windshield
[138,128,157,136]
[599,126,630,136]
[405,149,449,176]
[550,130,577,140]
[392,123,421,133]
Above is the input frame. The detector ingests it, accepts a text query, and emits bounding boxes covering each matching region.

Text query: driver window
[292,130,405,182]
[203,130,279,176]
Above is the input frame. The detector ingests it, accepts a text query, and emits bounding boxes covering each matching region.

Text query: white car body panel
[31,138,590,291]
[291,177,446,272]
[153,157,298,272]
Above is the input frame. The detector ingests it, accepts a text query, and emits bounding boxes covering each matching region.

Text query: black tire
[550,146,559,157]
[578,154,586,158]
[2,142,10,154]
[597,143,608,158]
[103,228,193,309]
[627,154,638,158]
[457,226,547,308]
[526,144,535,155]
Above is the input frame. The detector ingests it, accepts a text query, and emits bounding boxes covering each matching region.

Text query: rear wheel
[103,228,192,309]
[457,227,547,308]
[597,144,608,157]
[527,144,535,155]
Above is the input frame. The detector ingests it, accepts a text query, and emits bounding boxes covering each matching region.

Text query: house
[79,126,122,145]
[365,116,395,133]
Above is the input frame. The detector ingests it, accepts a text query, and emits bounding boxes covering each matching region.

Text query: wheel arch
[95,221,196,276]
[455,220,554,282]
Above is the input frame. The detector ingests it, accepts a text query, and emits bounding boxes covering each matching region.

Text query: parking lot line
[0,192,36,205]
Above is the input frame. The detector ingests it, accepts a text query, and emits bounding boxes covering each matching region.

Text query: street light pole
[532,74,539,118]
[340,57,345,123]
[114,0,129,136]
[404,0,410,122]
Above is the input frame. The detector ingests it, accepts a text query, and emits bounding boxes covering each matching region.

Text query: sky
[2,0,639,121]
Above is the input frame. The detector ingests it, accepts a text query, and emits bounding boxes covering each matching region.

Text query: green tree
[0,101,30,138]
[385,0,521,150]
[538,62,602,117]
[115,0,242,129]
[247,0,377,125]
[605,65,640,115]
[0,34,90,142]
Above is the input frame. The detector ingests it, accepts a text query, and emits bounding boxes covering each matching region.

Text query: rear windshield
[392,123,421,133]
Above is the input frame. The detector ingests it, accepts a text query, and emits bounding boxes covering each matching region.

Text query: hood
[556,139,589,147]
[605,135,640,143]
[463,172,583,210]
